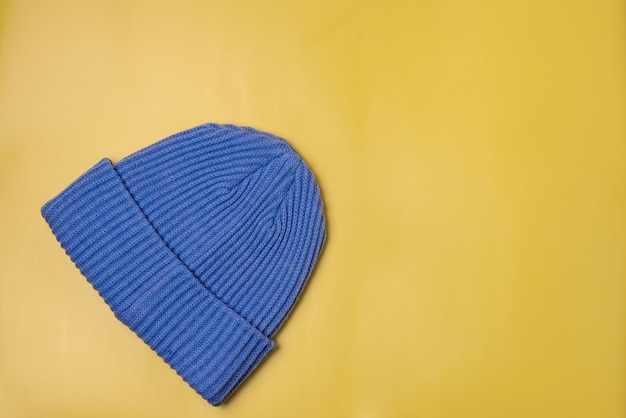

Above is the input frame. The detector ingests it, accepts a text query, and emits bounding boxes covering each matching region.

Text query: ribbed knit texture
[41,124,326,406]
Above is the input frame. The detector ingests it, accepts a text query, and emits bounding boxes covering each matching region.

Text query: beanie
[40,123,326,406]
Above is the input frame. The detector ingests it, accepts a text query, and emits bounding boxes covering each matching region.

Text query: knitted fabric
[41,124,326,406]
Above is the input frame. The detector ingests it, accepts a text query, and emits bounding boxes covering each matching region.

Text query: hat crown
[115,124,326,337]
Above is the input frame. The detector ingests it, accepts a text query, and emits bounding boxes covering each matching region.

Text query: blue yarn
[41,124,326,406]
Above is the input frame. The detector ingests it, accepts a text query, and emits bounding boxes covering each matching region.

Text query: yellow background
[0,0,624,417]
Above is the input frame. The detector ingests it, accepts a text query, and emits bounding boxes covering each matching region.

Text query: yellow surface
[0,0,624,417]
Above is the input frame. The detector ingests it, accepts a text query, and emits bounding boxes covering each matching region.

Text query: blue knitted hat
[41,124,326,406]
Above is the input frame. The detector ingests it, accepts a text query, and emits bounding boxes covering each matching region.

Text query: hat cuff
[41,158,274,406]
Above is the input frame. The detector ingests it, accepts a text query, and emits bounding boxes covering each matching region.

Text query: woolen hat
[41,123,326,406]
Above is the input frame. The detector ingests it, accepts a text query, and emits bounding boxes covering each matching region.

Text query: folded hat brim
[41,158,274,406]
